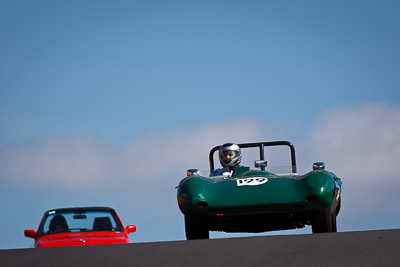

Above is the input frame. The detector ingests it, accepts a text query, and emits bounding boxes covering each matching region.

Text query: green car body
[177,141,342,240]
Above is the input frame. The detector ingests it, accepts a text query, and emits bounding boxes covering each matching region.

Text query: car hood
[36,232,130,247]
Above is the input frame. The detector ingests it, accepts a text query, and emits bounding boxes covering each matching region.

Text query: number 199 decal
[236,177,268,186]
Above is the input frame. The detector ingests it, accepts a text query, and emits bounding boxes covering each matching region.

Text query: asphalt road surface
[1,229,399,267]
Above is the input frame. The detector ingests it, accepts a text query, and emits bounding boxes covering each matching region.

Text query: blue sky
[1,0,399,249]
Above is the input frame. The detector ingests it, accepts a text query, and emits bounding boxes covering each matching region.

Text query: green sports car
[177,141,342,240]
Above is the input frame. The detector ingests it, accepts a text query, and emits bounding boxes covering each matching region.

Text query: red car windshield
[39,210,124,236]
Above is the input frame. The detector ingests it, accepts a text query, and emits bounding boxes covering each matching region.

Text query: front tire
[331,212,337,232]
[312,208,332,233]
[185,215,209,240]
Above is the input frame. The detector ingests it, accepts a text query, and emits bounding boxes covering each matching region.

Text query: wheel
[312,208,332,233]
[331,212,337,232]
[331,198,340,232]
[185,215,209,240]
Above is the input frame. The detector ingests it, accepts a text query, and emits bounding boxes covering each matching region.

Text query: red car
[24,206,137,247]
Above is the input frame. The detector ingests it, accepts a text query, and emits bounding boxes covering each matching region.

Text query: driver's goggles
[222,151,235,157]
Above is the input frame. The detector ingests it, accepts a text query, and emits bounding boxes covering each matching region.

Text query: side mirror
[24,229,37,239]
[254,160,268,169]
[186,169,200,176]
[125,225,137,234]
[312,162,325,170]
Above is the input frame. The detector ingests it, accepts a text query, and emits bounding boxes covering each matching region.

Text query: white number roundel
[236,177,268,186]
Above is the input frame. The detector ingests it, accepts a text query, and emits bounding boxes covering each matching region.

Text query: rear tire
[185,215,209,240]
[312,208,332,233]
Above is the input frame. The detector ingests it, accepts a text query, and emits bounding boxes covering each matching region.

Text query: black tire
[331,212,337,232]
[312,208,332,233]
[185,215,209,240]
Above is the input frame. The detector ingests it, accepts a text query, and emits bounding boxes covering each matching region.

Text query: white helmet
[219,143,242,167]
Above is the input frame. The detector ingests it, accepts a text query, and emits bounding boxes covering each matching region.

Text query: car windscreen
[208,144,297,176]
[39,210,124,236]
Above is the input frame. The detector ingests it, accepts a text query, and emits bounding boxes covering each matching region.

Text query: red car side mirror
[24,229,37,239]
[125,225,137,234]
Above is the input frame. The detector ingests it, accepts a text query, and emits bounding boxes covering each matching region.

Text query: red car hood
[36,232,130,247]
